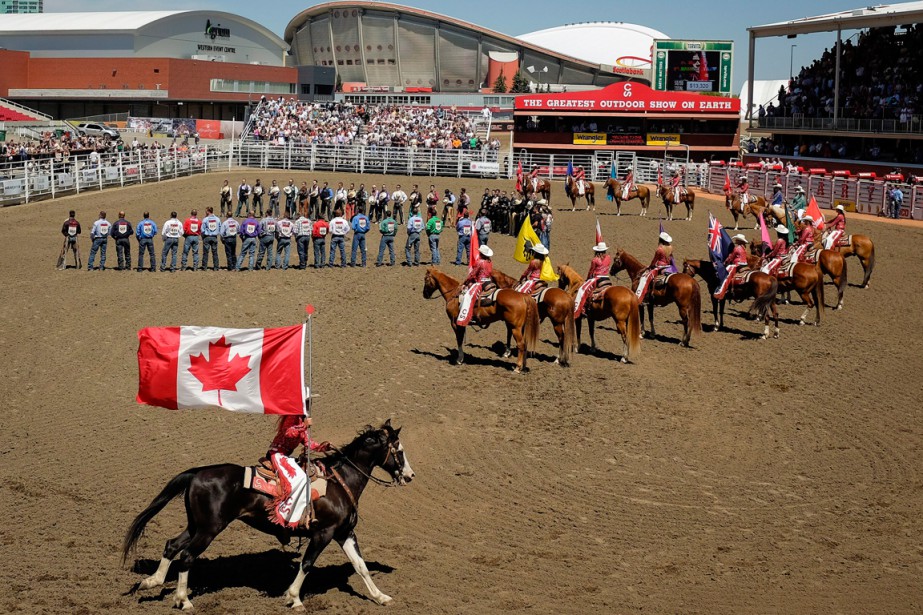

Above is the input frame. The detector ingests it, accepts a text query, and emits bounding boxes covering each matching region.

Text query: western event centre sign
[652,40,733,95]
[516,82,740,114]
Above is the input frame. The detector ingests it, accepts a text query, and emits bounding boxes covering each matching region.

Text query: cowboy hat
[732,234,748,243]
[593,242,608,252]
[478,245,493,258]
[775,224,790,234]
[835,204,845,212]
[658,232,673,243]
[795,186,805,192]
[773,183,783,189]
[531,243,549,255]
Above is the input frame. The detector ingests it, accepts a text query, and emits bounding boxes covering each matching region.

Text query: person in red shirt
[823,204,847,249]
[311,214,329,269]
[714,235,749,300]
[671,171,683,202]
[737,176,751,207]
[636,232,673,302]
[456,245,495,325]
[761,225,791,275]
[791,217,817,263]
[181,209,201,271]
[516,244,549,294]
[621,170,634,200]
[267,414,330,528]
[574,242,612,317]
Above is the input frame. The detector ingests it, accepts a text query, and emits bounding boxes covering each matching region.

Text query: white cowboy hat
[775,224,790,234]
[658,232,673,243]
[732,234,748,243]
[835,204,845,212]
[773,183,783,189]
[593,242,608,252]
[531,243,549,255]
[478,245,494,258]
[795,186,805,192]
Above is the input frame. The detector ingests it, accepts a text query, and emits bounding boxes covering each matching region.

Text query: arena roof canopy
[0,10,288,66]
[744,2,923,125]
[285,1,644,92]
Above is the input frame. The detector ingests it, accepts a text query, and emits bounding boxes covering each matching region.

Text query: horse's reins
[326,443,399,489]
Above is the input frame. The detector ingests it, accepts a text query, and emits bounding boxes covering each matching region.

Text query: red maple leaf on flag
[188,336,252,406]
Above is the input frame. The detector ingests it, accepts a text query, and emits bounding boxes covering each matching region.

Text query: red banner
[196,119,221,140]
[515,82,740,114]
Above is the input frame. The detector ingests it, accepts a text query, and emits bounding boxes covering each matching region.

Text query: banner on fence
[3,179,23,196]
[470,161,500,173]
[573,132,607,145]
[646,133,681,146]
[32,175,50,191]
[196,119,221,140]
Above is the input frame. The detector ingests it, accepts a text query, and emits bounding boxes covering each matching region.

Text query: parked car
[76,122,120,139]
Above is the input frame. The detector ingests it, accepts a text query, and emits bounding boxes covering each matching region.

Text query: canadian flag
[137,325,306,415]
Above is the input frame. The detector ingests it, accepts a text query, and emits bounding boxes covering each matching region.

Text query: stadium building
[285,2,665,96]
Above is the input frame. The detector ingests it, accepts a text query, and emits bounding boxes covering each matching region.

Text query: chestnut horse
[123,421,413,612]
[609,249,702,347]
[565,175,596,211]
[423,267,540,373]
[750,243,848,310]
[491,268,577,366]
[657,185,695,221]
[682,258,781,339]
[725,193,785,230]
[834,233,875,288]
[604,179,651,216]
[745,251,826,322]
[556,264,641,362]
[520,177,552,205]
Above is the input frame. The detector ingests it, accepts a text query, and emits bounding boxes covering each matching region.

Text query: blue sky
[47,0,866,90]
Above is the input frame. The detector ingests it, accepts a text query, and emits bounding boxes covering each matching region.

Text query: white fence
[508,150,709,187]
[705,164,923,220]
[0,146,229,206]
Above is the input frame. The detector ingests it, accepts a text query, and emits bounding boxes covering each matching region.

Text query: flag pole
[303,304,315,525]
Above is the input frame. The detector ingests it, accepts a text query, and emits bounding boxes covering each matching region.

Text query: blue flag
[610,162,617,180]
[565,160,574,197]
[707,212,733,288]
[659,220,678,273]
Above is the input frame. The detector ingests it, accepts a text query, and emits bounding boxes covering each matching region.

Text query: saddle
[244,458,328,502]
[590,278,612,303]
[477,287,500,308]
[532,286,550,303]
[801,248,821,265]
[837,234,852,248]
[732,269,755,285]
[654,273,673,289]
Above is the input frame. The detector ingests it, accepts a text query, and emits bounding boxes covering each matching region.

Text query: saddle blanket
[733,270,756,285]
[244,464,327,501]
[577,180,585,196]
[457,286,500,326]
[532,286,550,303]
[837,234,852,248]
[779,260,798,279]
[801,248,822,265]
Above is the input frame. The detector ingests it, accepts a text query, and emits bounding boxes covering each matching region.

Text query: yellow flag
[514,220,542,264]
[540,257,559,282]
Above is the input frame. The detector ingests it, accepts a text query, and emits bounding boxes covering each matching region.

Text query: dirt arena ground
[1,170,921,614]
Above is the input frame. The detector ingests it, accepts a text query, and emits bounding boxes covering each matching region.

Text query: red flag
[595,217,603,245]
[137,325,306,415]
[468,226,480,278]
[805,195,826,230]
[515,161,523,193]
[723,170,731,194]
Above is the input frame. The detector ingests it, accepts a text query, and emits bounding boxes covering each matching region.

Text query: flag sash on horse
[137,325,306,414]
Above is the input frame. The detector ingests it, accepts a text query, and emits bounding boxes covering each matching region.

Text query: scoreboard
[652,40,733,95]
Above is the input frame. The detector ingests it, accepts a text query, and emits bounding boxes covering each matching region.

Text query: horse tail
[562,304,577,364]
[688,282,703,336]
[626,295,642,359]
[751,275,777,320]
[524,296,540,355]
[122,470,196,564]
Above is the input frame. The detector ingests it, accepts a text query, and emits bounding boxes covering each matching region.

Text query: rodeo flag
[137,325,306,415]
[804,195,826,230]
[515,160,523,193]
[514,218,558,282]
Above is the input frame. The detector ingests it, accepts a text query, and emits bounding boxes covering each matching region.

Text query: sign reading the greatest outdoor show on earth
[515,83,740,114]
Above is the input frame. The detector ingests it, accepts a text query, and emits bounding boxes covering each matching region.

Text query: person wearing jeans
[275,215,294,270]
[327,211,350,267]
[160,212,183,272]
[454,211,472,265]
[404,209,423,266]
[181,209,201,271]
[312,214,329,269]
[350,207,370,267]
[294,213,312,269]
[426,211,443,265]
[236,213,260,271]
[376,210,397,266]
[135,212,157,271]
[87,211,111,271]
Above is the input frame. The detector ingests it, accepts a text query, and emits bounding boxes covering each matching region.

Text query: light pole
[526,65,549,92]
[789,44,797,80]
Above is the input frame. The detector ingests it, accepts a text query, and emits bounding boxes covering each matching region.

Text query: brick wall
[0,50,31,97]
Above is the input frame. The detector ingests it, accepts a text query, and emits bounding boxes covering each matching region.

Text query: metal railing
[0,97,52,121]
[0,146,229,206]
[753,113,923,134]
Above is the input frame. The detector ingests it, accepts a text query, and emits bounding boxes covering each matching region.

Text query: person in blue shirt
[135,212,158,272]
[404,207,424,266]
[199,207,222,271]
[321,182,335,220]
[453,211,472,266]
[474,207,492,246]
[350,206,371,267]
[255,213,277,270]
[88,211,111,271]
[236,213,260,271]
[220,214,239,271]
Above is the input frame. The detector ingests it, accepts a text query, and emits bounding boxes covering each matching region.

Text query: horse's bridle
[328,439,402,489]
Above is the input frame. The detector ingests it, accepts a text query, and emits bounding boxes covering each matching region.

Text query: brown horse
[491,269,577,366]
[565,175,595,211]
[657,185,695,221]
[556,264,641,362]
[834,233,875,288]
[520,177,552,205]
[750,243,848,310]
[742,252,825,326]
[725,193,785,230]
[604,179,651,216]
[609,249,702,347]
[423,267,540,373]
[682,258,780,339]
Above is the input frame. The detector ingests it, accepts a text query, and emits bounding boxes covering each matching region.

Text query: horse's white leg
[799,307,809,325]
[172,571,194,611]
[284,567,308,611]
[341,536,392,605]
[138,557,171,591]
[761,324,769,339]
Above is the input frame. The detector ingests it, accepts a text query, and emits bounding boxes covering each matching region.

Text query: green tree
[492,70,508,94]
[510,71,531,93]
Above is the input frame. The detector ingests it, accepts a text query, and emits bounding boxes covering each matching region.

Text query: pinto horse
[834,233,875,288]
[520,177,552,205]
[123,421,414,612]
[565,176,596,211]
[491,269,577,366]
[556,264,641,362]
[682,258,780,339]
[604,179,651,216]
[609,249,702,347]
[657,185,695,221]
[423,267,540,372]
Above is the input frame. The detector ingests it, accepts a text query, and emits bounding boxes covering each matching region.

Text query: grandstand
[746,2,923,173]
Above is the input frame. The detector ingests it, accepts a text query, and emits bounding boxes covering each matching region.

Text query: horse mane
[617,249,643,273]
[492,268,518,288]
[326,425,382,464]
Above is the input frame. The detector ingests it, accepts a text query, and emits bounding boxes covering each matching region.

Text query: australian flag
[707,212,733,287]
